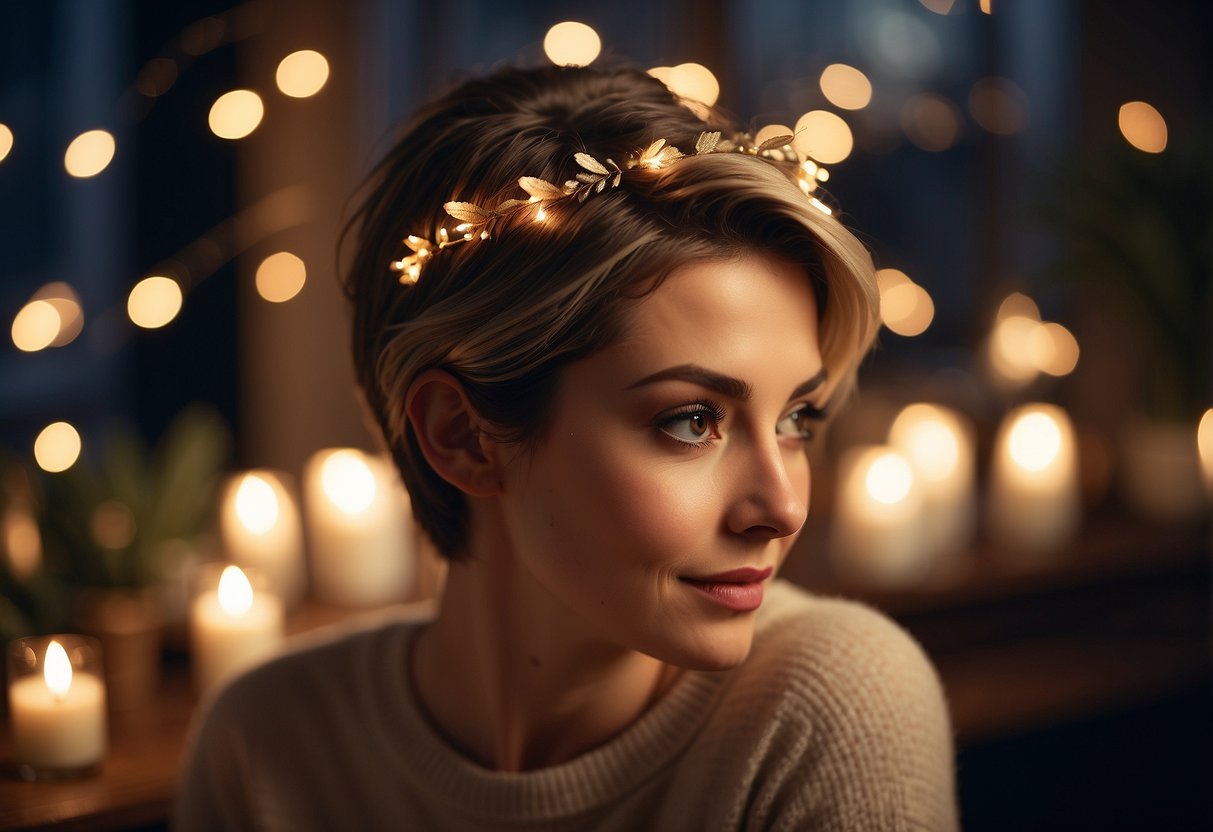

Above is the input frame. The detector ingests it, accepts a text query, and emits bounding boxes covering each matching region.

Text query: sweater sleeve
[751,598,959,832]
[173,681,262,832]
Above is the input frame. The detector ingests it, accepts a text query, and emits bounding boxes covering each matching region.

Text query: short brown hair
[343,64,878,559]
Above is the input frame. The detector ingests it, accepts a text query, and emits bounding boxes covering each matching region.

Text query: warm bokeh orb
[543,21,602,67]
[64,129,116,177]
[276,50,330,98]
[209,90,264,140]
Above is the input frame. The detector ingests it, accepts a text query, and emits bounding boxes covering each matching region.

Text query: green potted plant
[38,404,230,707]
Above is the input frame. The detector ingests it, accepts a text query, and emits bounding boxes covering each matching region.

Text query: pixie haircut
[343,64,879,560]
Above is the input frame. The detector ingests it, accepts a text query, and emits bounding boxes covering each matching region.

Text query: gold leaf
[564,180,579,191]
[595,178,607,193]
[756,134,794,152]
[518,177,565,200]
[655,146,684,165]
[444,201,491,223]
[695,131,721,154]
[611,171,621,187]
[574,152,609,175]
[575,172,601,184]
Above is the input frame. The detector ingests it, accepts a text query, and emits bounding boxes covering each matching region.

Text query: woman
[176,64,958,830]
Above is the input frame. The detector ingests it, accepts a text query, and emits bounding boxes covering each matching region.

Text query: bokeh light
[969,77,1029,135]
[209,90,264,140]
[235,473,280,534]
[255,251,307,302]
[320,450,377,515]
[865,451,915,505]
[890,404,963,484]
[276,50,330,98]
[793,110,853,164]
[1032,322,1080,377]
[0,123,13,162]
[2,507,42,579]
[918,0,956,13]
[128,276,183,329]
[1008,411,1063,472]
[880,280,934,337]
[1118,101,1167,153]
[902,94,962,152]
[666,62,720,107]
[64,129,116,177]
[819,64,872,111]
[90,500,137,549]
[34,422,82,473]
[11,300,61,352]
[543,21,601,67]
[996,291,1041,322]
[1198,409,1213,492]
[32,282,84,347]
[136,57,178,97]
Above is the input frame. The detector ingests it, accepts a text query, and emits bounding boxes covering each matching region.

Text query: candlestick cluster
[830,401,1081,588]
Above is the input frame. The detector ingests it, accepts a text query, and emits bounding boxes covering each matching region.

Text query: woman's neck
[410,520,681,772]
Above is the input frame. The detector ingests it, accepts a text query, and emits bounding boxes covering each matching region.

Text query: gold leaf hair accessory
[390,131,833,285]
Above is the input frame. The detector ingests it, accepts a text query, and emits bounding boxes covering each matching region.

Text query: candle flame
[218,565,254,616]
[1008,411,1062,472]
[865,451,914,505]
[236,473,280,534]
[44,640,73,698]
[320,450,377,515]
[891,404,961,482]
[1198,409,1213,491]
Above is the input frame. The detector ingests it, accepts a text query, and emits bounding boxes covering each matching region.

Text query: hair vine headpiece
[390,130,834,285]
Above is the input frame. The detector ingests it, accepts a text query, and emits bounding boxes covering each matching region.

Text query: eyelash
[655,401,727,448]
[655,402,824,448]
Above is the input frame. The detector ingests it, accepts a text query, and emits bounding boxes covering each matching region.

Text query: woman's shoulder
[744,578,951,747]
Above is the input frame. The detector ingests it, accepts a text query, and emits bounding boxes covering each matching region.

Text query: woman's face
[495,251,826,670]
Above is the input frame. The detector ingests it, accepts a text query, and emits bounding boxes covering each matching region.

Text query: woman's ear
[404,369,502,497]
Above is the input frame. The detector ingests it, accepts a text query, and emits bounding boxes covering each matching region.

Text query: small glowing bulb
[535,206,548,222]
[34,422,82,473]
[43,640,73,698]
[320,450,377,515]
[236,474,280,534]
[1008,412,1062,472]
[276,50,330,98]
[866,452,914,505]
[217,565,254,616]
[64,129,116,178]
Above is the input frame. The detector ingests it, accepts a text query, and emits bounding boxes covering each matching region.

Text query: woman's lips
[680,566,773,612]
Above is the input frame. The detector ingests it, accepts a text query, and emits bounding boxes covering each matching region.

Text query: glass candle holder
[6,634,107,781]
[189,562,285,695]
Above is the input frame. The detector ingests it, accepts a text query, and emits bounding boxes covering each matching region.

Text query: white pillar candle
[189,564,284,694]
[7,636,107,775]
[219,470,306,605]
[987,403,1080,558]
[303,448,416,607]
[829,446,930,588]
[888,403,977,558]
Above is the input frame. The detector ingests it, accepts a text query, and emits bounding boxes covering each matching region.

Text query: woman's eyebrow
[626,364,828,402]
[627,364,752,400]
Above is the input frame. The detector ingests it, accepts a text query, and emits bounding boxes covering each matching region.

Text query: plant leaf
[496,198,532,213]
[695,131,721,155]
[444,202,492,224]
[517,177,565,200]
[756,134,795,152]
[574,153,609,175]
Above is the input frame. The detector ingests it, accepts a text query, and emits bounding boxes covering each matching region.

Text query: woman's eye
[657,406,722,445]
[776,405,820,442]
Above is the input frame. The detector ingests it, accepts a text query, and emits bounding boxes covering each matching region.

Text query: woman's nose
[725,439,808,540]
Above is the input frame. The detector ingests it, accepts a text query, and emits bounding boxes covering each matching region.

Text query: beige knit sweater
[175,580,958,830]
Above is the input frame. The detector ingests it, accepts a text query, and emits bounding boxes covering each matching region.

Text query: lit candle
[303,449,416,607]
[829,446,930,587]
[987,403,1080,559]
[189,564,284,694]
[1198,408,1213,499]
[219,470,306,605]
[7,635,106,777]
[888,403,977,558]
